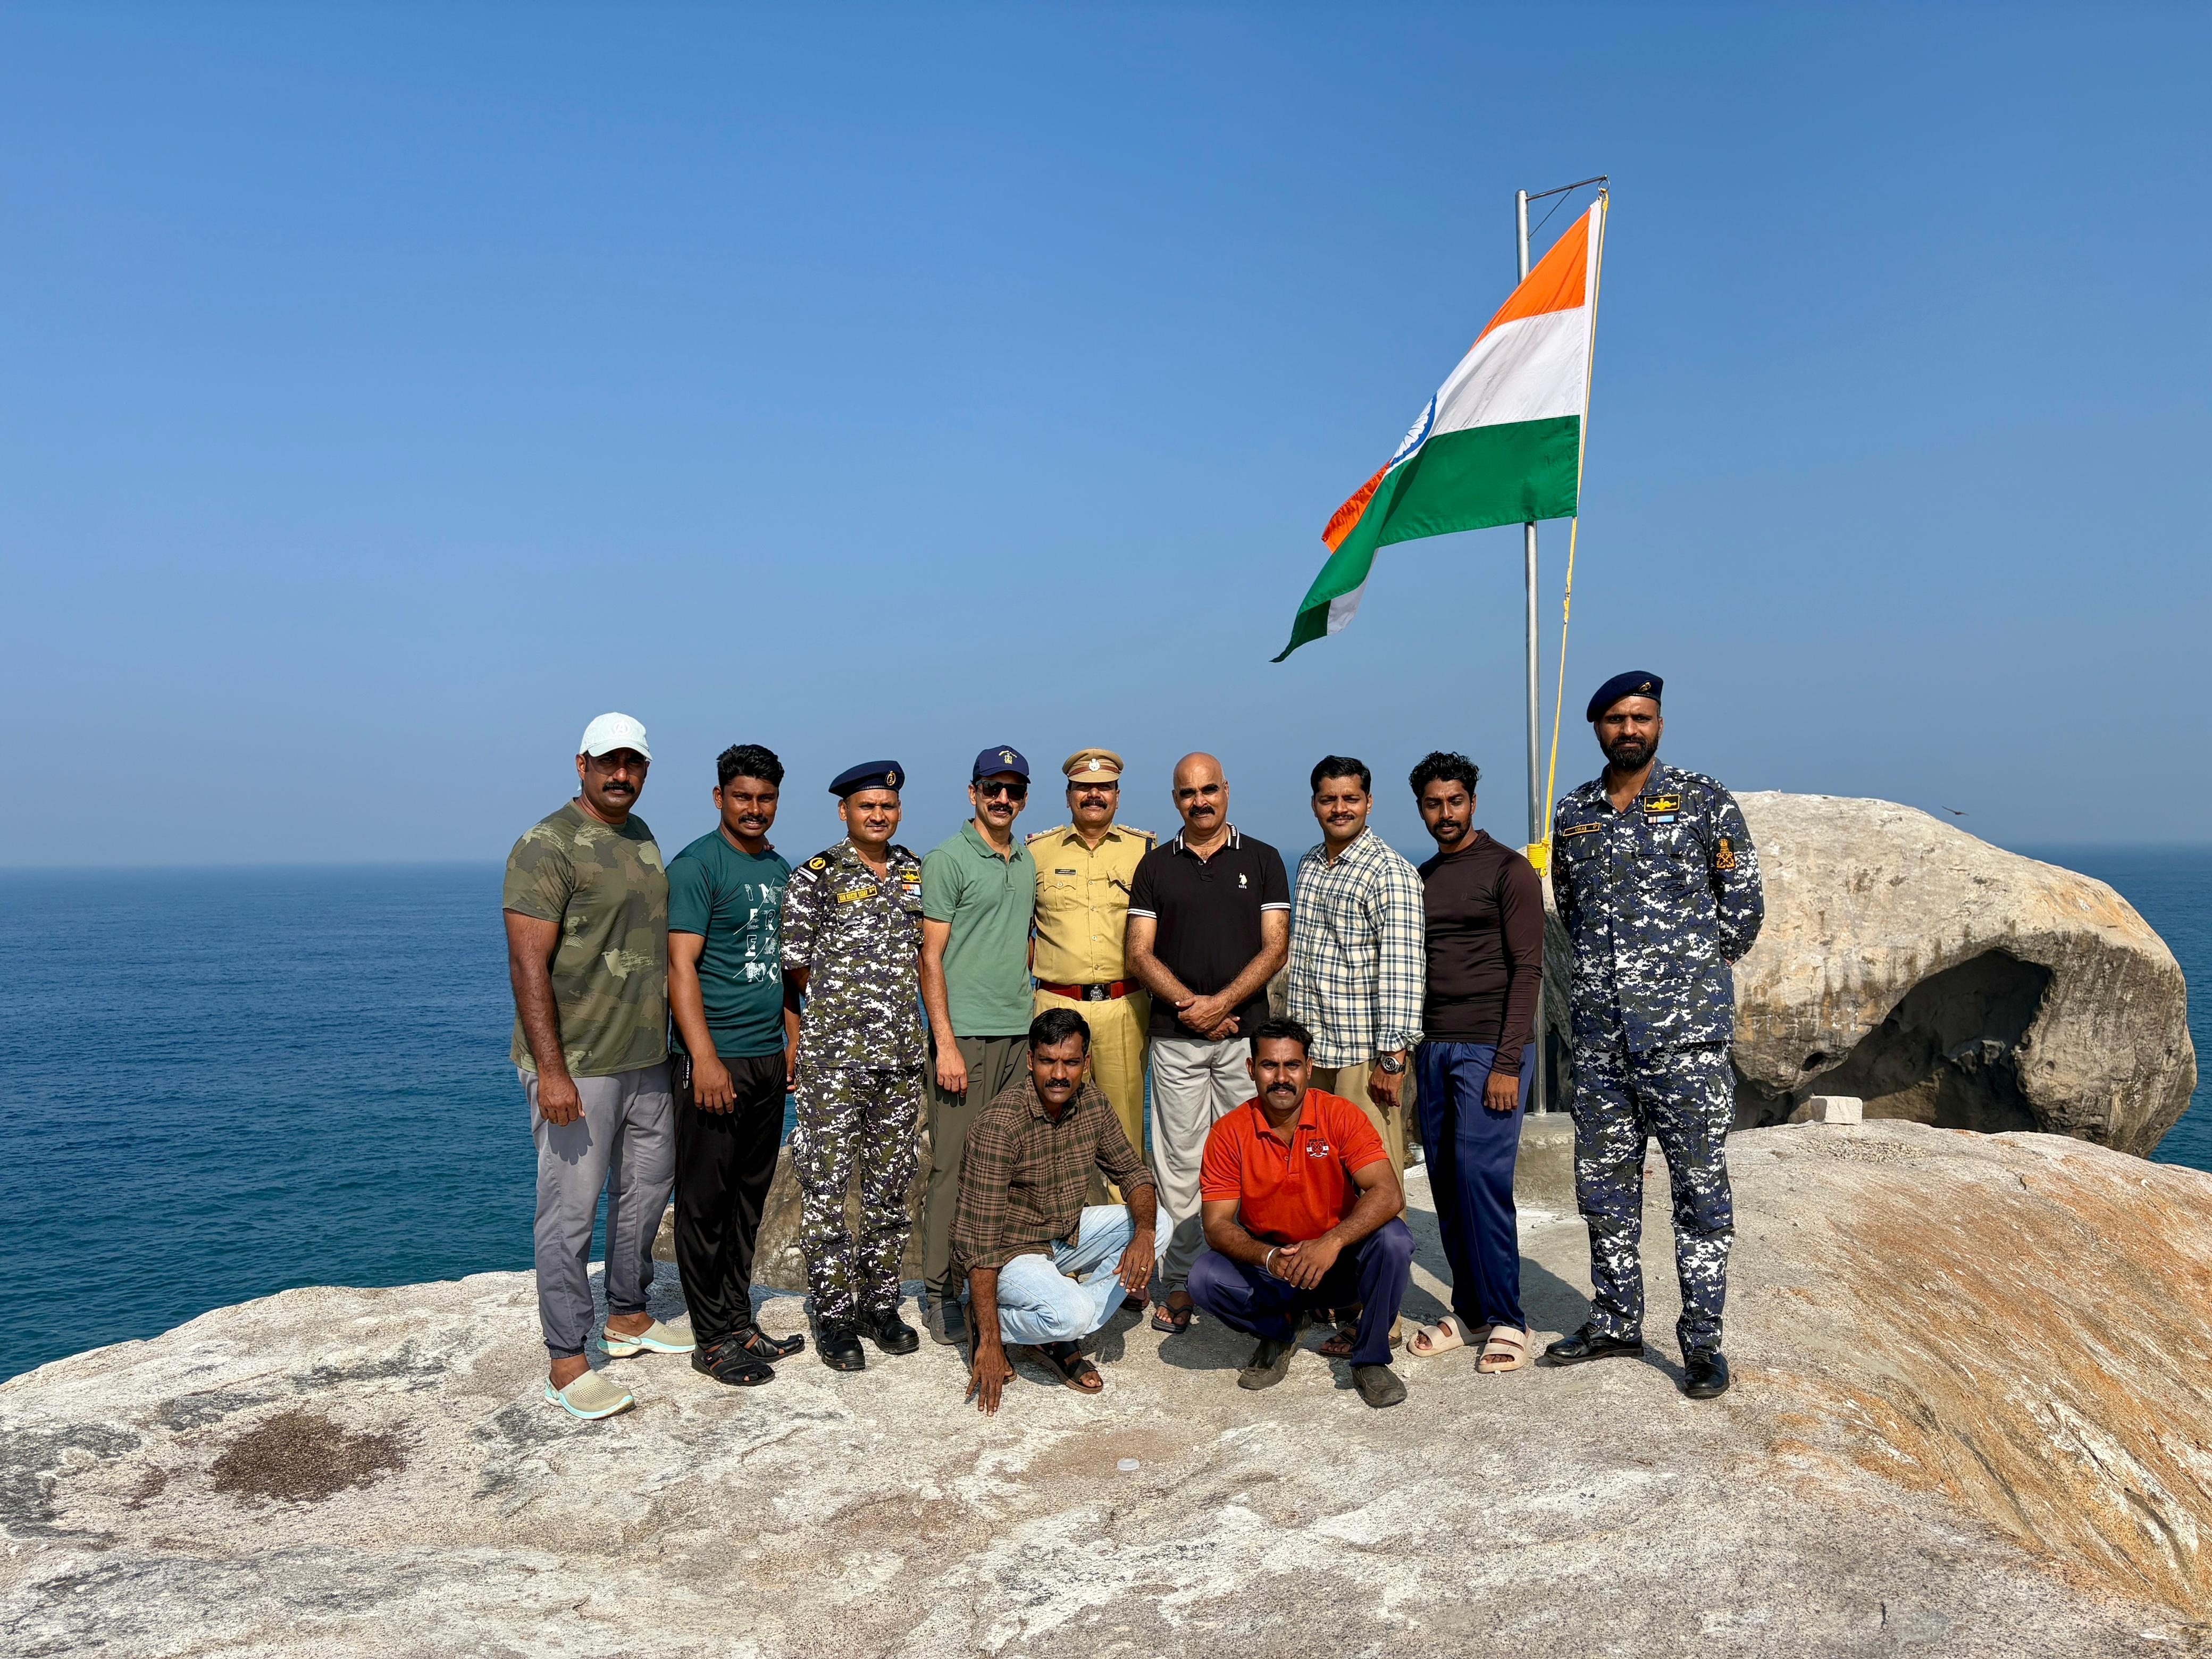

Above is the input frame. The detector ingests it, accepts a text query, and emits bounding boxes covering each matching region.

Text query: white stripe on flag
[1431,306,1590,436]
[1326,582,1367,635]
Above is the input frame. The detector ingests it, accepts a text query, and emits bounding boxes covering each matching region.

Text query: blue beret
[829,760,904,798]
[1586,671,1663,723]
[971,744,1030,782]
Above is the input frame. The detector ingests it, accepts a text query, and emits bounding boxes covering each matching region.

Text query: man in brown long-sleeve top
[953,1008,1159,1412]
[1401,751,1545,1376]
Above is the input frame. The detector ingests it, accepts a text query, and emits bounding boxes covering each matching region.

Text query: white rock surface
[6,1122,2206,1657]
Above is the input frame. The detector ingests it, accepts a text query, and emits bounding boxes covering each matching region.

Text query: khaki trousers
[1311,1063,1409,1182]
[1033,986,1150,1159]
[1310,1061,1409,1342]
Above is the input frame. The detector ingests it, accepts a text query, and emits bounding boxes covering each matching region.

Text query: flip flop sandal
[1032,1341,1104,1394]
[1478,1326,1533,1373]
[1406,1316,1489,1359]
[1151,1298,1196,1334]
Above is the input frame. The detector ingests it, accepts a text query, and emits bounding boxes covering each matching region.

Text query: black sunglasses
[975,779,1028,800]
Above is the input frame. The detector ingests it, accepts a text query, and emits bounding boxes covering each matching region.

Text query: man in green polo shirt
[918,744,1038,1345]
[667,742,805,1388]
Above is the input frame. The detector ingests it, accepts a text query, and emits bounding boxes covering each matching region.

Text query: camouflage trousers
[1570,1037,1735,1356]
[790,1061,922,1328]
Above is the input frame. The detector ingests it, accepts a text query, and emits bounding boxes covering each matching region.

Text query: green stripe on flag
[1275,415,1582,660]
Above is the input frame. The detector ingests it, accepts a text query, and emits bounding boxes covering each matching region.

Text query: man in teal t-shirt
[917,744,1040,1344]
[667,743,804,1386]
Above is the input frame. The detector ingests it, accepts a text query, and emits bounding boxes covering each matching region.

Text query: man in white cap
[502,713,694,1420]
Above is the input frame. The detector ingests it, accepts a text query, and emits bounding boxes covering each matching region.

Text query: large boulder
[1727,794,2194,1152]
[1536,793,2194,1153]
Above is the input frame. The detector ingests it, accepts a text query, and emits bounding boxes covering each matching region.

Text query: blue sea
[4,849,2206,1381]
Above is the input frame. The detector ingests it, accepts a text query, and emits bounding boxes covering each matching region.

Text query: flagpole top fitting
[1524,174,1610,202]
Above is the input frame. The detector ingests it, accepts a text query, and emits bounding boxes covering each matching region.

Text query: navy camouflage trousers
[790,1061,922,1327]
[1570,1037,1734,1356]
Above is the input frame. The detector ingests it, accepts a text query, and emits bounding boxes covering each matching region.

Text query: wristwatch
[1376,1053,1406,1075]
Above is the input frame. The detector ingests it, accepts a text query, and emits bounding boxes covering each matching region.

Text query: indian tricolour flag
[1275,196,1606,661]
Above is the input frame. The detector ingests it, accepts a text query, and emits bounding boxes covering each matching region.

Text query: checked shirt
[1286,827,1426,1070]
[950,1076,1153,1274]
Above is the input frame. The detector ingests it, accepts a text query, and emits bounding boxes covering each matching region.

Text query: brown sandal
[1032,1340,1103,1393]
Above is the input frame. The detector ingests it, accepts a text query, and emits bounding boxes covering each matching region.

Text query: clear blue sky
[5,4,2206,868]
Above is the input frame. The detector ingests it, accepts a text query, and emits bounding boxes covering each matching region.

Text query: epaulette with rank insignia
[1119,824,1156,850]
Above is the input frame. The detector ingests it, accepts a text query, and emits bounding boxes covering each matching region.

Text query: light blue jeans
[982,1205,1136,1345]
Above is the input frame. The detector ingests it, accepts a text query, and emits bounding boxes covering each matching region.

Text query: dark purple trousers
[1187,1218,1414,1367]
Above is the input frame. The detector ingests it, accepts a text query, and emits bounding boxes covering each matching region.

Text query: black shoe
[923,1278,967,1346]
[730,1326,805,1363]
[1352,1363,1406,1409]
[1237,1337,1294,1391]
[862,1305,920,1355]
[1682,1348,1731,1399]
[691,1338,775,1388]
[818,1322,866,1371]
[1538,1324,1646,1367]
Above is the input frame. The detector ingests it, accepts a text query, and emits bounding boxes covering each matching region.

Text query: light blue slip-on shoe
[543,1371,635,1420]
[599,1319,696,1358]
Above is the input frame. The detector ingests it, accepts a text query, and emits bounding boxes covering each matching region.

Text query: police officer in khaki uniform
[1028,749,1153,1167]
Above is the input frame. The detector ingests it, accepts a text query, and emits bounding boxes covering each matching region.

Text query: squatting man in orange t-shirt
[1186,1017,1413,1408]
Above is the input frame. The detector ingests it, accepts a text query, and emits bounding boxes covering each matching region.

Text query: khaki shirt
[1026,822,1153,986]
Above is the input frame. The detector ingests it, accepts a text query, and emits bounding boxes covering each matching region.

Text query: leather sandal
[1032,1340,1104,1394]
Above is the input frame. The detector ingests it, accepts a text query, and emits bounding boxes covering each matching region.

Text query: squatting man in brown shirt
[953,1007,1160,1411]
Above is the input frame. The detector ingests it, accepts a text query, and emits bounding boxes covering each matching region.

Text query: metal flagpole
[1515,188,1547,1115]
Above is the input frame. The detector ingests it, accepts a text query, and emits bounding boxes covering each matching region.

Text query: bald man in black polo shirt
[1124,752,1291,1333]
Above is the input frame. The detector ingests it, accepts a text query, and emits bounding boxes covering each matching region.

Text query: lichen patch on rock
[206,1410,405,1504]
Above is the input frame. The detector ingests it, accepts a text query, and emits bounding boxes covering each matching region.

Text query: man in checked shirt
[1284,755,1426,1351]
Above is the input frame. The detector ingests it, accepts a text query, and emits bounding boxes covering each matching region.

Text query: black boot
[1539,1323,1646,1367]
[817,1322,866,1371]
[862,1304,920,1355]
[1681,1348,1731,1399]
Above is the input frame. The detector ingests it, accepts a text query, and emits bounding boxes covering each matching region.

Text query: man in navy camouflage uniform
[782,761,928,1372]
[1540,672,1763,1399]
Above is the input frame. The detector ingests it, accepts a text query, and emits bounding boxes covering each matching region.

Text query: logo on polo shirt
[1306,1140,1333,1158]
[1237,872,1248,889]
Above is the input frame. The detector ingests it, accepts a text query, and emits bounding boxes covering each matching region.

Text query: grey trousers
[1148,1035,1252,1293]
[522,1062,675,1360]
[920,1034,1029,1286]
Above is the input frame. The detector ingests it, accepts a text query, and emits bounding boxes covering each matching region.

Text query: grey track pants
[522,1062,675,1360]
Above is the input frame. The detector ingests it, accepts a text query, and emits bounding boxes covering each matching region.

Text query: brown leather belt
[1039,979,1133,1002]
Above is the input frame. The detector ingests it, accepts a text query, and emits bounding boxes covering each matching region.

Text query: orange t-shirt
[1199,1088,1388,1245]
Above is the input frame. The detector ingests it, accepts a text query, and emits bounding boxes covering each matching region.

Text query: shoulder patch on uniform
[1715,836,1738,870]
[806,856,827,870]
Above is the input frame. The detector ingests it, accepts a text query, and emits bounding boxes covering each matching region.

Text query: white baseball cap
[578,712,651,761]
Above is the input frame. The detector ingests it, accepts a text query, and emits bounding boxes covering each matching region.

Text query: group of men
[501,668,1764,1421]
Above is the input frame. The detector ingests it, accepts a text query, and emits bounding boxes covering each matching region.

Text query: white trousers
[1147,1035,1252,1293]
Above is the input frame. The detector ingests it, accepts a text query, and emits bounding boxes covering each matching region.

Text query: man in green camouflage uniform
[781,761,928,1371]
[503,712,696,1423]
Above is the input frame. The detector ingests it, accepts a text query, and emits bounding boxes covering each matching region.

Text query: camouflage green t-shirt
[502,802,670,1078]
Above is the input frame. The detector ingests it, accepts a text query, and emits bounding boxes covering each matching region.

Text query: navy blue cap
[829,760,904,798]
[1586,671,1663,723]
[970,745,1030,782]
